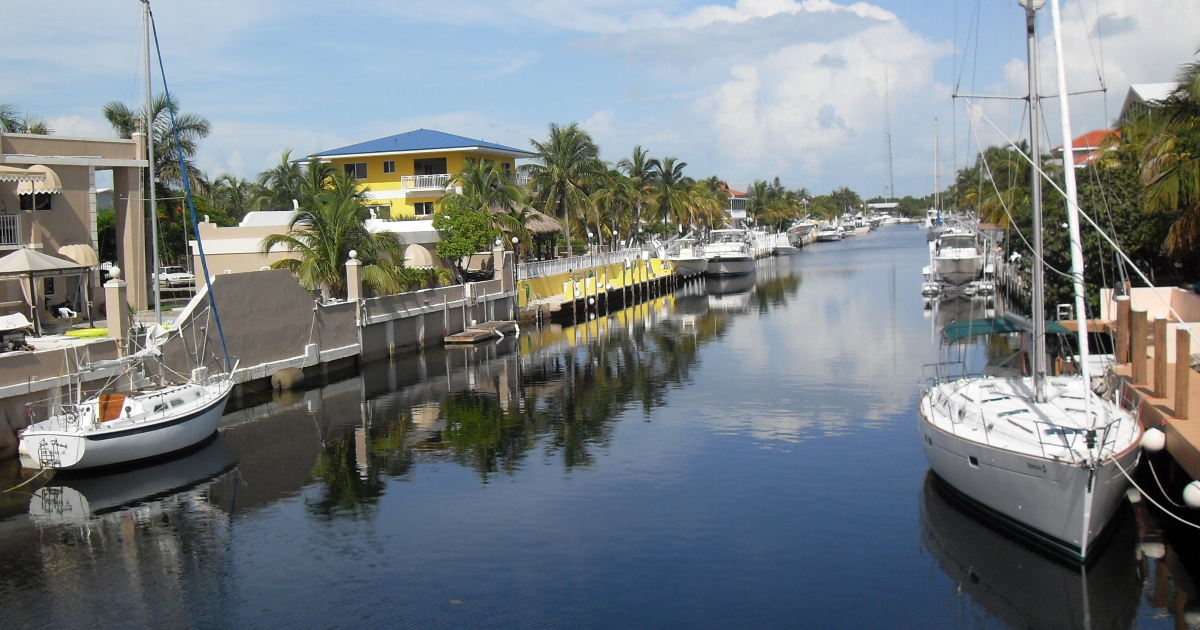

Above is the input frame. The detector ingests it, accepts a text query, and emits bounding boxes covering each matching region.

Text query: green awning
[942,316,1071,343]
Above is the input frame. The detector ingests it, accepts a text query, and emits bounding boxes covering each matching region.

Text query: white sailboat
[917,0,1141,563]
[17,1,234,471]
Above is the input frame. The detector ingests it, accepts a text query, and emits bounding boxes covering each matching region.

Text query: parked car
[155,265,195,288]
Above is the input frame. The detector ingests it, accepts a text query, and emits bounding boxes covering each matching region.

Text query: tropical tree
[616,145,660,242]
[208,174,257,222]
[432,198,499,283]
[261,184,411,300]
[1133,57,1200,257]
[103,94,210,193]
[254,149,305,209]
[590,169,636,250]
[525,123,602,254]
[652,157,701,230]
[0,105,52,134]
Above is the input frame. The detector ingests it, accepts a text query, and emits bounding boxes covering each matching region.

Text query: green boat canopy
[941,315,1071,344]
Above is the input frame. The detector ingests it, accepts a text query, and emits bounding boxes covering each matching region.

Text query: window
[382,160,395,174]
[365,204,390,219]
[154,403,167,412]
[19,193,52,211]
[43,277,55,296]
[502,162,512,175]
[343,162,367,179]
[169,398,185,407]
[413,158,447,175]
[414,202,434,217]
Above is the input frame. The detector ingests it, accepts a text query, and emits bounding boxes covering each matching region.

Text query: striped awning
[0,165,46,183]
[13,165,63,195]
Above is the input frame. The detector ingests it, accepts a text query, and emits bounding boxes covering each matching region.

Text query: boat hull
[704,256,755,276]
[670,256,708,277]
[935,254,983,285]
[19,384,233,471]
[917,404,1140,562]
[815,232,842,242]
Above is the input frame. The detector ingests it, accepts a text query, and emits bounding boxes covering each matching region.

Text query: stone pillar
[1131,309,1148,385]
[1154,316,1169,398]
[1177,328,1191,419]
[113,158,147,311]
[346,251,362,301]
[1115,295,1131,364]
[104,268,130,345]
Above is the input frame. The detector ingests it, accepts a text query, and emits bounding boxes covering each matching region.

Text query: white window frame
[382,160,395,175]
[413,202,434,217]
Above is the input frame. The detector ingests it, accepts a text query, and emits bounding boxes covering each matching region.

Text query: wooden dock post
[1154,316,1169,398]
[1115,295,1131,363]
[1131,309,1148,384]
[1179,328,1192,419]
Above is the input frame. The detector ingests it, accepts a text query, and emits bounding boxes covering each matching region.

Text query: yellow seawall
[517,258,674,309]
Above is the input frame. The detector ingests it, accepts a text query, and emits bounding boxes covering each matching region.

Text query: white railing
[0,215,20,247]
[514,172,531,186]
[517,249,637,281]
[400,174,452,189]
[729,198,747,211]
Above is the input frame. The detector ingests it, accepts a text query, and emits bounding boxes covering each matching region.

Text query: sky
[2,0,1197,199]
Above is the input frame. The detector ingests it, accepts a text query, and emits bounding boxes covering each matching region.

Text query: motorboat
[771,232,798,256]
[665,237,708,277]
[933,229,984,286]
[916,0,1141,564]
[703,229,755,276]
[788,220,817,247]
[815,223,843,242]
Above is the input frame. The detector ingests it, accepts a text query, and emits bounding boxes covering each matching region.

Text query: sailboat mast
[884,67,895,201]
[143,0,162,329]
[1048,0,1093,417]
[934,119,940,213]
[1023,0,1047,403]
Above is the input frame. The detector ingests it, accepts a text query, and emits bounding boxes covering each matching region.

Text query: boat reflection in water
[920,471,1143,630]
[705,272,756,313]
[29,434,238,523]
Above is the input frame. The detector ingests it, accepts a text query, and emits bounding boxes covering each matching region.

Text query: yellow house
[303,129,535,219]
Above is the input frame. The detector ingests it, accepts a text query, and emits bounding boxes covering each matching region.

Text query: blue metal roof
[312,129,535,158]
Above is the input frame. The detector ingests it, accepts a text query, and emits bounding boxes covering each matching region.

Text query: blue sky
[3,0,1196,198]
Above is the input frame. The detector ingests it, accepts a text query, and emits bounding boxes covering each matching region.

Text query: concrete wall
[1101,287,1200,323]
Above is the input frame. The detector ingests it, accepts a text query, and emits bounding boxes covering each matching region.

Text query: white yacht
[703,229,755,276]
[916,0,1141,564]
[815,223,843,242]
[665,237,708,277]
[933,229,984,285]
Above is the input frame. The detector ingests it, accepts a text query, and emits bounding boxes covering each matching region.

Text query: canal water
[0,226,1194,629]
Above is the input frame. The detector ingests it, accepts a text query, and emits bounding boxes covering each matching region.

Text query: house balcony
[0,215,22,250]
[400,174,453,191]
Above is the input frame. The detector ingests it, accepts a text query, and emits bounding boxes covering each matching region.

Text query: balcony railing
[0,215,20,248]
[400,174,452,189]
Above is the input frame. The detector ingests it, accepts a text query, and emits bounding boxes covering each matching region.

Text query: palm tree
[590,169,637,250]
[442,159,529,254]
[1135,58,1200,257]
[617,146,660,243]
[254,150,305,209]
[651,157,700,230]
[0,105,52,134]
[103,94,210,193]
[524,123,601,255]
[261,186,411,300]
[208,174,257,222]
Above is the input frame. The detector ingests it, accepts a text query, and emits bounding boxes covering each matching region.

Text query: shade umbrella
[57,244,100,327]
[0,249,84,336]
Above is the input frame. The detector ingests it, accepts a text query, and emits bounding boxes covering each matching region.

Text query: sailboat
[16,1,234,471]
[916,0,1142,563]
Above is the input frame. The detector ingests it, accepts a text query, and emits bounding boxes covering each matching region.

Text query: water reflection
[921,472,1143,630]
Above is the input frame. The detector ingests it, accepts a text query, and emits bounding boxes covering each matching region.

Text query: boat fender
[1184,481,1200,510]
[271,367,305,391]
[1141,428,1166,453]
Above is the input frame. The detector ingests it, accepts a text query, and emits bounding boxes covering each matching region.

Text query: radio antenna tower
[883,67,895,200]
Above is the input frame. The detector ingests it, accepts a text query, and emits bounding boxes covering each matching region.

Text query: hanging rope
[147,6,230,372]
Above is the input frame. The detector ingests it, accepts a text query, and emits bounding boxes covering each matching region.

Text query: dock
[445,321,518,345]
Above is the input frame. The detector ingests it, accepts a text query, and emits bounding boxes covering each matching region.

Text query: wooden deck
[444,320,518,345]
[1114,360,1200,480]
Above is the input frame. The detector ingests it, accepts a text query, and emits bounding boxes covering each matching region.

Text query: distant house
[720,182,749,226]
[1118,82,1178,125]
[301,129,536,220]
[1052,129,1119,167]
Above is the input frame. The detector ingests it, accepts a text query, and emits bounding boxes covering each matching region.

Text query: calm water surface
[1,227,1196,628]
